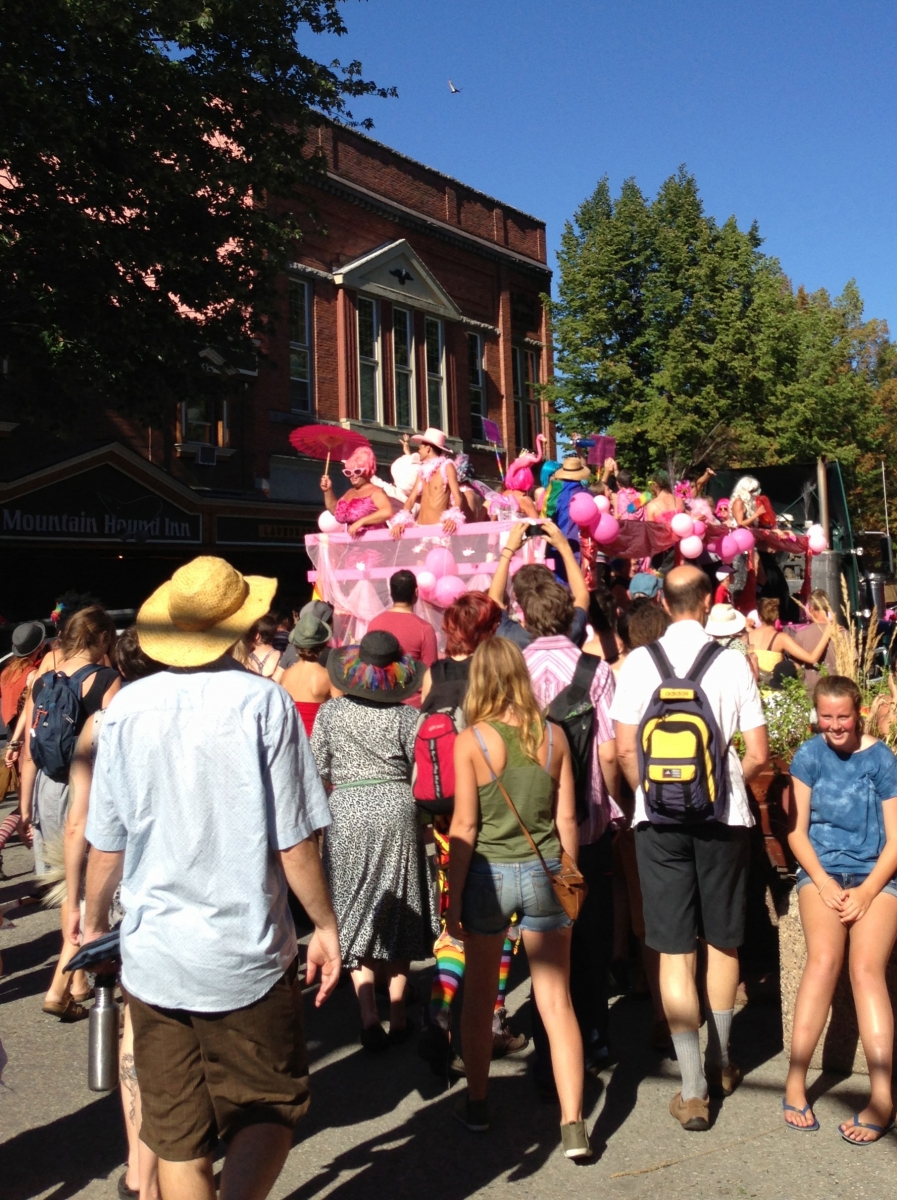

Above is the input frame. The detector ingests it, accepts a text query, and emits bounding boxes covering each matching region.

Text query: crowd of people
[2,448,897,1198]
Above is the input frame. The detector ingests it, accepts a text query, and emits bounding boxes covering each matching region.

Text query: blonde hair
[808,589,833,618]
[463,637,544,762]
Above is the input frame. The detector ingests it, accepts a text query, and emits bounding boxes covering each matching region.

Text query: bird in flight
[448,79,461,93]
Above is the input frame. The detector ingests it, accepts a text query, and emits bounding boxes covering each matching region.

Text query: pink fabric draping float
[305,520,549,648]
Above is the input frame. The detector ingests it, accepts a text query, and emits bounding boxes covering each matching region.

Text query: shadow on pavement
[0,927,60,1002]
[0,1091,126,1200]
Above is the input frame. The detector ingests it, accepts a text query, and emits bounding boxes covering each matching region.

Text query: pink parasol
[289,424,372,477]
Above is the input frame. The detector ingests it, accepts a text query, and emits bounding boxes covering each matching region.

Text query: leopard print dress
[311,696,438,970]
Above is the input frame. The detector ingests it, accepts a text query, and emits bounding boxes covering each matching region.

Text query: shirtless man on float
[390,427,466,538]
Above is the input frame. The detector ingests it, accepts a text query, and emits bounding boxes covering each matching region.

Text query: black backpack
[546,653,603,824]
[30,664,102,782]
[636,642,729,825]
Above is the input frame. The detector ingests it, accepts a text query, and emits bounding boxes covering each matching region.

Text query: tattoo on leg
[120,1053,138,1126]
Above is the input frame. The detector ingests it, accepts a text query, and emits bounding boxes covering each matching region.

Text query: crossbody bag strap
[472,726,556,888]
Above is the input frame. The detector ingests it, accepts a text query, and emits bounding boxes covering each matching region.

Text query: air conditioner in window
[196,444,218,466]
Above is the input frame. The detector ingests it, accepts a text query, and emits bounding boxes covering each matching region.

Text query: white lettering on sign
[1,508,194,539]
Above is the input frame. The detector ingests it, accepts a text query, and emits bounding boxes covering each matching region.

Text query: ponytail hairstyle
[813,675,864,735]
[57,605,116,662]
[464,637,544,762]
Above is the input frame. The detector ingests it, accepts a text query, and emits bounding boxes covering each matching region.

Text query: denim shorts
[461,859,573,935]
[795,868,897,901]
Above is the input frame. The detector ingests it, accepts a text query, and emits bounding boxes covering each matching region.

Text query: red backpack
[412,707,463,816]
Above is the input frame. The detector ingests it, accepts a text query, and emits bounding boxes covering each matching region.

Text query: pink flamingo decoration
[502,433,546,518]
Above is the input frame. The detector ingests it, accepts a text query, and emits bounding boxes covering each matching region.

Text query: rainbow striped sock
[494,935,513,1013]
[430,929,465,1031]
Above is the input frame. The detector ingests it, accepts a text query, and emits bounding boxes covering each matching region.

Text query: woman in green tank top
[447,637,590,1160]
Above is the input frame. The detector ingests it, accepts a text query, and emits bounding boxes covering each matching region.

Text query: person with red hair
[321,446,394,537]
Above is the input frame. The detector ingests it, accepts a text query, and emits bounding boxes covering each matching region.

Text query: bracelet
[818,876,834,896]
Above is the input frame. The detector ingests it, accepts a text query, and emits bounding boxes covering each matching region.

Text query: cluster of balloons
[568,491,621,545]
[416,548,467,608]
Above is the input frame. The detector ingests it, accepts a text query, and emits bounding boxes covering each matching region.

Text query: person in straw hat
[82,556,339,1200]
[390,426,466,537]
[311,630,439,1050]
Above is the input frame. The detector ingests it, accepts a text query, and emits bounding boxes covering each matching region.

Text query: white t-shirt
[609,619,766,827]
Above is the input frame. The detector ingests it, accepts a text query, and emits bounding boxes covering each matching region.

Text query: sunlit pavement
[2,804,894,1200]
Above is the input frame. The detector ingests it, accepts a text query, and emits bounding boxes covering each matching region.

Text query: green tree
[0,0,393,454]
[547,171,891,494]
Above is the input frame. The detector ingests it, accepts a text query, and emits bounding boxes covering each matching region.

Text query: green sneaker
[561,1120,592,1159]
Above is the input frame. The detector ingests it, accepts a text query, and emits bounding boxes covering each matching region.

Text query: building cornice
[318,172,552,280]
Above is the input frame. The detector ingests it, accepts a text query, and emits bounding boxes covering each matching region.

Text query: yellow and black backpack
[636,642,728,825]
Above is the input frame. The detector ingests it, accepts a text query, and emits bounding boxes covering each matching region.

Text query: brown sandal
[42,997,89,1022]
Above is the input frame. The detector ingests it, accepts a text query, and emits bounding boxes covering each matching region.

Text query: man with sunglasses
[321,446,393,537]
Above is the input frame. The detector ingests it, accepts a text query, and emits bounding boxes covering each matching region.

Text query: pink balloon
[424,547,457,578]
[416,569,437,600]
[593,513,620,545]
[732,527,755,552]
[569,490,600,528]
[807,524,824,540]
[720,534,741,563]
[318,510,343,533]
[679,535,704,559]
[671,513,695,539]
[433,575,467,607]
[691,520,706,538]
[808,534,828,555]
[594,494,611,514]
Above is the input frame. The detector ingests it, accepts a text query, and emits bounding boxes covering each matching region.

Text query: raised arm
[488,521,527,610]
[541,520,589,612]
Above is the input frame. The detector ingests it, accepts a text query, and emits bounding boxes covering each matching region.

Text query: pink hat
[410,427,453,454]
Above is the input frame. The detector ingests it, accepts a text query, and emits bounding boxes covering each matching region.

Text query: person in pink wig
[321,446,394,537]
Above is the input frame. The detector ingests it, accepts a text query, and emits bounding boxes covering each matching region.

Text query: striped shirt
[522,635,622,844]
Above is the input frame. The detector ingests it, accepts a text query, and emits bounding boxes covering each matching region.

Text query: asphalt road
[1,801,896,1200]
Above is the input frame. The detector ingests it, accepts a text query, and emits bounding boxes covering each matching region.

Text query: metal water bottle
[88,973,119,1092]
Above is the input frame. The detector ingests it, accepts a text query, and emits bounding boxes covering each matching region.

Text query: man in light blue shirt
[83,557,340,1200]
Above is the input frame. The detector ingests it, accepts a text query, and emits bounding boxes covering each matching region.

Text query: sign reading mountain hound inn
[0,464,201,544]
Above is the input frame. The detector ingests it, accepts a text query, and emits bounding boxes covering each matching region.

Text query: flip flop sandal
[839,1113,895,1145]
[42,997,89,1023]
[782,1099,819,1132]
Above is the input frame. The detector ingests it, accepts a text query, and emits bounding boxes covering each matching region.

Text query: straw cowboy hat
[705,603,747,638]
[410,427,453,454]
[553,455,591,482]
[328,631,423,703]
[137,556,277,667]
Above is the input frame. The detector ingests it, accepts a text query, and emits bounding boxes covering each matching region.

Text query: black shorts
[635,822,750,954]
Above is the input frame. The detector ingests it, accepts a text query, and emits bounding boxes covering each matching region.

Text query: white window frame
[424,316,445,430]
[288,279,313,414]
[512,346,540,451]
[357,295,381,423]
[467,332,485,443]
[393,306,414,428]
[180,398,228,447]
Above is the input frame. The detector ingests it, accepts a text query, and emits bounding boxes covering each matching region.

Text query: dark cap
[12,621,46,658]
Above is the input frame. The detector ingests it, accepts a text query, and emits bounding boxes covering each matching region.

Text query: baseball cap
[629,572,661,599]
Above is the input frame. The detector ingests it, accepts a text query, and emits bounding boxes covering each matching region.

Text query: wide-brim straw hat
[328,630,423,703]
[705,603,747,637]
[137,556,277,667]
[553,456,591,481]
[410,427,453,454]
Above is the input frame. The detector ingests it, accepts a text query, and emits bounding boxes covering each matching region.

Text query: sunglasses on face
[342,467,366,478]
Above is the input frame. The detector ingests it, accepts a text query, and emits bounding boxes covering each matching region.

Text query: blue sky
[312,0,897,331]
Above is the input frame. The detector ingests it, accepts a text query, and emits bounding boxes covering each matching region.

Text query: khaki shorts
[129,960,309,1161]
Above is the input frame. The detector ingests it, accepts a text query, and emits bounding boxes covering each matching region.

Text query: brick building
[0,122,552,617]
